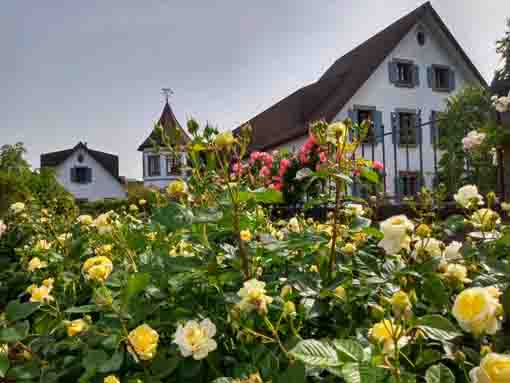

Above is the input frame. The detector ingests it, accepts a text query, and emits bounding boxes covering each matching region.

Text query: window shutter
[87,168,92,183]
[388,61,397,84]
[412,65,420,87]
[394,176,403,200]
[427,67,433,88]
[348,109,357,124]
[391,112,400,145]
[70,168,77,182]
[373,110,383,144]
[449,69,456,91]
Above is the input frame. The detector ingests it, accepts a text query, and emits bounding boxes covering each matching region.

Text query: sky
[2,1,509,179]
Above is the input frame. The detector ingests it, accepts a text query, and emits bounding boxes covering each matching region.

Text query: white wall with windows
[142,150,188,189]
[277,21,482,200]
[53,148,126,202]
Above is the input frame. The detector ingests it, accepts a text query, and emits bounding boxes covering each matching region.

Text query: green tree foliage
[436,86,498,195]
[495,17,510,82]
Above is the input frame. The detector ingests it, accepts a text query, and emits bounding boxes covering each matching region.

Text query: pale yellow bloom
[127,324,159,361]
[93,211,114,234]
[443,241,462,261]
[42,278,54,289]
[66,318,89,337]
[309,265,319,273]
[57,233,72,245]
[334,286,346,299]
[104,376,121,383]
[283,301,297,316]
[96,244,113,256]
[173,318,217,360]
[344,203,364,217]
[412,237,443,260]
[166,179,188,196]
[326,121,347,144]
[82,256,113,282]
[443,263,471,283]
[470,353,510,383]
[77,215,94,226]
[452,287,502,335]
[139,199,147,206]
[169,240,194,257]
[35,239,51,252]
[214,131,235,147]
[240,230,252,241]
[129,204,139,212]
[378,215,415,255]
[454,185,484,208]
[369,319,405,354]
[146,232,157,241]
[27,284,54,303]
[237,279,273,315]
[287,217,301,233]
[389,290,411,315]
[340,243,356,255]
[28,257,48,272]
[471,209,500,230]
[10,202,25,214]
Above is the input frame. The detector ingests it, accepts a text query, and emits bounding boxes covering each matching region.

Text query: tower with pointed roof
[138,99,190,189]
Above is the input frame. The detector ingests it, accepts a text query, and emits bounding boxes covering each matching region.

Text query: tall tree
[495,17,510,82]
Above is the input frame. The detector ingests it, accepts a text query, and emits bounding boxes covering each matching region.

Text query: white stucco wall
[142,150,188,189]
[53,148,126,201]
[278,21,482,198]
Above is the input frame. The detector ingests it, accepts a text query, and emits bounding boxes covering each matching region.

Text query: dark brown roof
[137,101,190,151]
[236,1,487,151]
[40,142,123,183]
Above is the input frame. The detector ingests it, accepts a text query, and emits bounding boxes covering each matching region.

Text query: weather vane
[161,88,173,103]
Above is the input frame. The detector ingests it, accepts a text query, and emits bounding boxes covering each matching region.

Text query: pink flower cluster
[250,151,273,167]
[299,135,317,164]
[372,161,384,171]
[462,131,486,151]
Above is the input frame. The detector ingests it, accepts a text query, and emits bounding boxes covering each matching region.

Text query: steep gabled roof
[236,1,487,151]
[137,101,190,151]
[40,142,123,183]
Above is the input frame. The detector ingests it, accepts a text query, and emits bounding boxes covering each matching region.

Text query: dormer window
[428,65,456,92]
[71,167,92,184]
[389,59,419,88]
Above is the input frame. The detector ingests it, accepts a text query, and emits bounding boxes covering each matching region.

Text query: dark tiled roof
[137,102,190,151]
[40,142,123,183]
[236,1,487,151]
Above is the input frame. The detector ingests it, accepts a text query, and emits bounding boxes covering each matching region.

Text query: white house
[235,2,487,200]
[138,101,190,189]
[40,142,126,202]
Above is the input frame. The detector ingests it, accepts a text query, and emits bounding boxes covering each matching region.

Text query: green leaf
[98,350,124,373]
[0,321,30,342]
[0,353,9,378]
[422,274,449,308]
[289,339,340,367]
[425,364,455,383]
[416,315,461,341]
[444,215,466,234]
[7,362,40,380]
[211,379,234,383]
[65,305,98,314]
[295,168,313,180]
[341,362,387,383]
[360,168,379,184]
[275,362,306,383]
[5,301,40,322]
[152,203,193,231]
[82,349,108,371]
[239,188,284,204]
[123,273,151,305]
[332,339,364,362]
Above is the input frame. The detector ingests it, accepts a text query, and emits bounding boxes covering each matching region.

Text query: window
[357,110,375,143]
[148,155,161,176]
[166,154,182,175]
[428,66,455,92]
[71,167,91,184]
[397,62,413,85]
[389,60,419,87]
[399,112,417,145]
[398,171,419,197]
[417,30,426,46]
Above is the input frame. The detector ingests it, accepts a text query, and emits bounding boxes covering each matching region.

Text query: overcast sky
[2,1,509,179]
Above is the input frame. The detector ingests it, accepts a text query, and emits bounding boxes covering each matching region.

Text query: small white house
[138,101,190,189]
[235,2,487,199]
[40,142,126,202]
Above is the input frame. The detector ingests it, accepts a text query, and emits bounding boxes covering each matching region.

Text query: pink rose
[373,161,384,171]
[259,166,271,178]
[319,152,327,163]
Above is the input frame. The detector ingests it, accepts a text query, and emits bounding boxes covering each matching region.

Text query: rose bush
[1,119,510,383]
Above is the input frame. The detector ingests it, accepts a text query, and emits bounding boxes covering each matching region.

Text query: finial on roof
[161,88,173,104]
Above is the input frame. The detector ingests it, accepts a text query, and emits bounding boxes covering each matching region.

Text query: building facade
[236,2,486,199]
[138,101,190,189]
[40,142,126,202]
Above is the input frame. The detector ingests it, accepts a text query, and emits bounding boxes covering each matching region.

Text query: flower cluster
[462,130,486,151]
[492,91,510,113]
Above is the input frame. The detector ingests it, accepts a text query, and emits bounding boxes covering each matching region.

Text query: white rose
[173,318,217,360]
[344,203,365,217]
[462,131,486,151]
[10,202,25,214]
[454,185,484,208]
[378,215,415,255]
[444,241,462,261]
[412,238,443,260]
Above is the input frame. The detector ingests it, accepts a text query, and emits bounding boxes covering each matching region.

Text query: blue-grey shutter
[87,168,92,183]
[373,110,383,144]
[427,67,433,88]
[388,61,397,84]
[449,69,456,91]
[394,176,403,200]
[413,65,420,87]
[70,168,77,182]
[430,111,437,145]
[391,112,400,145]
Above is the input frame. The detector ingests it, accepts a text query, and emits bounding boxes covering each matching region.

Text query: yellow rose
[10,202,25,214]
[139,199,147,206]
[454,185,484,208]
[214,131,236,147]
[146,232,157,241]
[104,376,121,383]
[173,318,217,360]
[283,301,296,316]
[66,318,89,337]
[340,243,356,255]
[452,287,502,335]
[470,353,510,383]
[369,319,404,354]
[309,265,319,273]
[237,279,273,315]
[287,217,301,233]
[35,239,51,252]
[82,256,113,282]
[96,244,113,256]
[443,263,471,284]
[27,284,54,303]
[42,278,54,289]
[334,286,346,299]
[326,122,347,144]
[127,324,159,361]
[129,204,139,212]
[415,224,431,238]
[166,179,187,196]
[389,290,411,315]
[93,211,114,234]
[240,230,252,241]
[28,257,48,272]
[77,215,94,226]
[471,208,500,230]
[378,215,415,255]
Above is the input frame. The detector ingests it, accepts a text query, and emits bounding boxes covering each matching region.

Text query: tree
[494,18,510,83]
[0,142,30,175]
